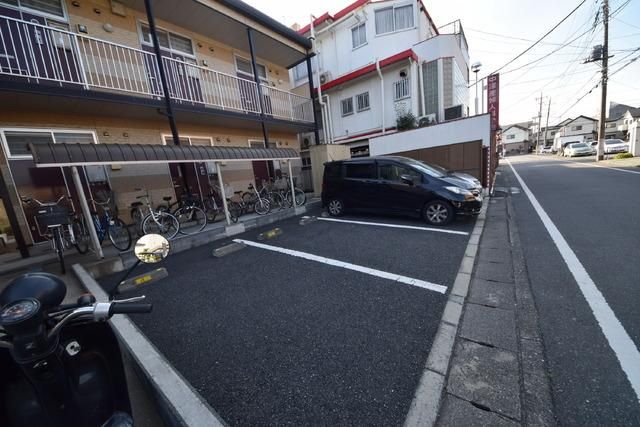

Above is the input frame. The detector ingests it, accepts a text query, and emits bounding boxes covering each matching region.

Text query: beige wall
[0,110,302,232]
[309,144,350,197]
[62,0,293,90]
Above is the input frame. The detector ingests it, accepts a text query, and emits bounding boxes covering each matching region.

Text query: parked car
[321,156,483,226]
[564,142,596,157]
[603,139,629,154]
[539,146,553,154]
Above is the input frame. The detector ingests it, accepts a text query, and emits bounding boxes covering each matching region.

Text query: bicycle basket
[34,205,70,228]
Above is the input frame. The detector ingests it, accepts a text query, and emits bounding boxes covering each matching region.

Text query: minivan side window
[379,163,422,182]
[345,162,376,179]
[324,163,341,178]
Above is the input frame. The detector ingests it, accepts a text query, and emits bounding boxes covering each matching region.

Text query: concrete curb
[72,263,227,427]
[404,203,489,427]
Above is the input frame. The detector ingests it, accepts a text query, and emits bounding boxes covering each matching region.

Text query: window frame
[341,97,354,116]
[351,22,367,50]
[378,161,423,183]
[0,0,68,22]
[138,21,196,58]
[162,134,213,146]
[356,91,370,112]
[374,2,415,36]
[248,139,278,149]
[0,127,98,160]
[393,78,410,101]
[234,55,268,83]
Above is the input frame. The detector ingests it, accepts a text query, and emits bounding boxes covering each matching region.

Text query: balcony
[0,15,314,124]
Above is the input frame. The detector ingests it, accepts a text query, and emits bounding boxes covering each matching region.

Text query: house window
[393,78,410,101]
[341,98,354,116]
[2,129,96,159]
[2,0,66,19]
[356,92,370,112]
[571,125,583,131]
[351,23,367,49]
[293,62,308,83]
[235,56,268,83]
[506,134,515,140]
[375,4,414,35]
[163,135,213,146]
[249,140,277,149]
[140,23,194,56]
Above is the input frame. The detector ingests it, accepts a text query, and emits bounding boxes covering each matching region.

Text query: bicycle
[257,179,286,211]
[131,188,180,240]
[75,197,132,252]
[203,184,241,223]
[21,196,81,274]
[171,193,207,235]
[239,183,271,216]
[280,174,307,207]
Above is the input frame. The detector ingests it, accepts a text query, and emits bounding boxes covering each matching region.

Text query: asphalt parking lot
[101,209,476,425]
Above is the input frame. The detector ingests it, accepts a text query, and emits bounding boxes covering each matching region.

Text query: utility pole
[597,0,609,161]
[536,93,543,153]
[543,98,551,149]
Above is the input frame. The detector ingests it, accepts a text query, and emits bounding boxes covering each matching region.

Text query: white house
[501,124,530,154]
[553,115,597,150]
[291,0,470,157]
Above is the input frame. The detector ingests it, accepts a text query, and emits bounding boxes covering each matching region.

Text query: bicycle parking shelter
[27,142,301,259]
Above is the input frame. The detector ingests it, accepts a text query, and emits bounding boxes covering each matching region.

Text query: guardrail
[0,15,313,122]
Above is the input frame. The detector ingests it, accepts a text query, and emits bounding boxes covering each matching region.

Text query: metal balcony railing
[0,15,313,123]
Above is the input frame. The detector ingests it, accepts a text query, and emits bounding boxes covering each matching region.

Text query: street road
[504,155,640,425]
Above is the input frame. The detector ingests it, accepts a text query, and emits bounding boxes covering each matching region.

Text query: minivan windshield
[404,160,446,178]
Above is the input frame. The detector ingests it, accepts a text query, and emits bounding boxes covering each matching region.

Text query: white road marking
[317,217,469,236]
[233,239,448,294]
[507,160,640,402]
[522,156,640,175]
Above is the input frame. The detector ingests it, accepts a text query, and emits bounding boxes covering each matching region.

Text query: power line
[477,0,587,82]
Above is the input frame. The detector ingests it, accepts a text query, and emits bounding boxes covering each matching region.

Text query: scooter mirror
[134,234,170,264]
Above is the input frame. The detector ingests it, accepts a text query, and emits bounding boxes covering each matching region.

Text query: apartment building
[0,0,318,255]
[291,0,470,157]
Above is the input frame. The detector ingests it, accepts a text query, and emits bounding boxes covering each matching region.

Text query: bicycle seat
[130,202,143,208]
[163,196,172,202]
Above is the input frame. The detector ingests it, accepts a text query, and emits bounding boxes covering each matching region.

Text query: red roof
[320,49,418,92]
[298,0,438,35]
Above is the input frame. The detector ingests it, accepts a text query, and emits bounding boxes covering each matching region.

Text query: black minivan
[321,156,483,226]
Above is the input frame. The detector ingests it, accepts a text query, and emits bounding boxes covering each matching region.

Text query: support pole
[216,162,231,225]
[597,0,609,161]
[288,161,296,208]
[0,170,29,258]
[543,98,551,149]
[247,27,269,147]
[71,166,103,259]
[143,0,180,147]
[306,55,321,145]
[536,93,543,153]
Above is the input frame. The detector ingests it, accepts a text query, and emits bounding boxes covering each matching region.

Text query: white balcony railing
[0,15,313,123]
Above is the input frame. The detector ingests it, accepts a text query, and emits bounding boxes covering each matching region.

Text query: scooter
[0,234,170,427]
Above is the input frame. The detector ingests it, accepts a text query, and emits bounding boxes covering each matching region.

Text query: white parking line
[234,239,448,294]
[507,160,640,402]
[317,217,469,236]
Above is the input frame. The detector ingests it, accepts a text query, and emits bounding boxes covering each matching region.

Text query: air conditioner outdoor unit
[319,72,332,84]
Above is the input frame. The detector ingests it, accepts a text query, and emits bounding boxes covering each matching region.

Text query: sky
[244,0,640,126]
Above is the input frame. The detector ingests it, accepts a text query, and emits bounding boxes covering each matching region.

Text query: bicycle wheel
[72,217,90,254]
[108,218,132,251]
[268,192,285,210]
[254,198,271,215]
[142,212,180,240]
[227,201,242,223]
[203,198,218,223]
[53,227,66,274]
[174,206,207,235]
[286,188,306,207]
[242,192,256,212]
[131,208,143,237]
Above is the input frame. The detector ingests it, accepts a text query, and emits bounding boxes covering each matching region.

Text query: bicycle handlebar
[21,195,66,206]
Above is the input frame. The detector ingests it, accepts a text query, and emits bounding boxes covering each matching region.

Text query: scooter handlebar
[109,303,153,315]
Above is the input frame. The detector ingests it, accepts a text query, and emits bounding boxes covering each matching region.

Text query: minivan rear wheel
[327,199,344,216]
[423,200,453,226]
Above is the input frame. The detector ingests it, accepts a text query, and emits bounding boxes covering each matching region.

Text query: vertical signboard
[487,73,500,131]
[486,73,500,188]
